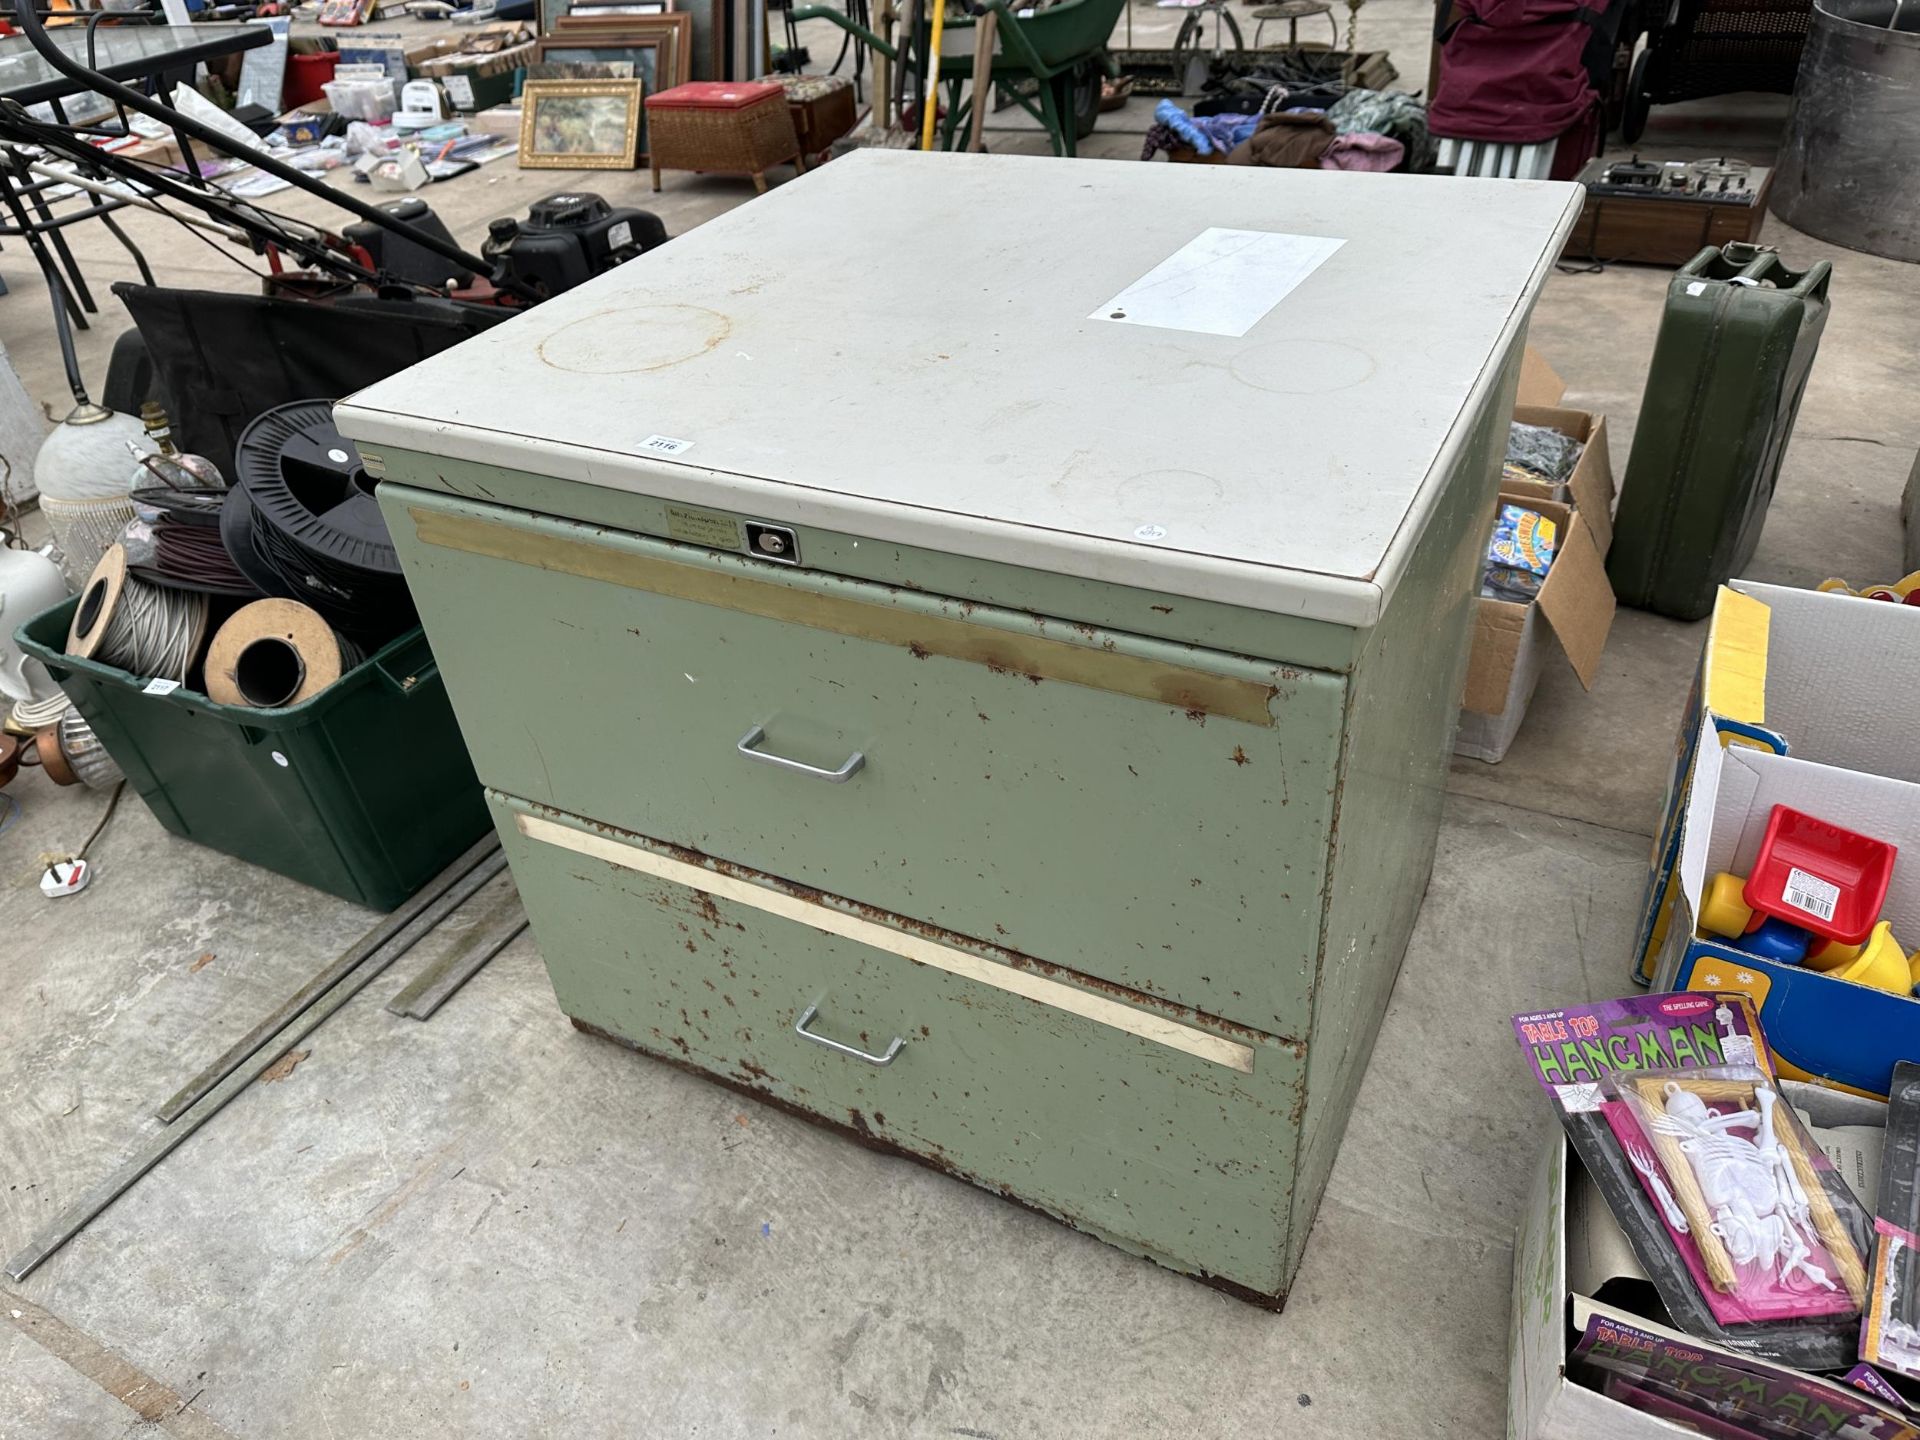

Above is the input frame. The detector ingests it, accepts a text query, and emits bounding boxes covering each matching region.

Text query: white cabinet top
[337,151,1580,627]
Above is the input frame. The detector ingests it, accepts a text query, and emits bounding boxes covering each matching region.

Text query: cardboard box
[277,112,328,145]
[412,34,535,113]
[1456,353,1618,763]
[1511,1090,1886,1440]
[1630,581,1920,985]
[1654,719,1920,1097]
[1509,404,1616,556]
[467,103,523,140]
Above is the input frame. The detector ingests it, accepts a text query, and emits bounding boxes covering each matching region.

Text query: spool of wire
[222,401,415,645]
[65,545,210,684]
[129,471,258,597]
[133,516,260,598]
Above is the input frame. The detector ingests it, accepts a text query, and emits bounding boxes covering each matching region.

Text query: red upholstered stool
[645,81,807,195]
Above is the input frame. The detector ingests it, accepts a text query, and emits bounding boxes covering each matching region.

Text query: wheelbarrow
[791,0,1124,156]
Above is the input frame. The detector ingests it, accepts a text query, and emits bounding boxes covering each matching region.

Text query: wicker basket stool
[754,73,857,164]
[645,81,807,195]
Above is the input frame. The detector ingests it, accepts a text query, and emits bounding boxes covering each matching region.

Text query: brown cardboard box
[1454,349,1618,763]
[1509,403,1614,554]
[1461,495,1614,713]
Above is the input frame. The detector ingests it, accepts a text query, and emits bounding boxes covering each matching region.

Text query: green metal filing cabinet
[336,152,1579,1306]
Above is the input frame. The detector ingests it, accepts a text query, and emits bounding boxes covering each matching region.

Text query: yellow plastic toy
[1818,570,1920,605]
[1817,921,1917,994]
[1699,872,1917,995]
[1700,872,1755,938]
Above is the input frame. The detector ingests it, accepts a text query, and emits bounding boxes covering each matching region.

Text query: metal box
[337,151,1579,1306]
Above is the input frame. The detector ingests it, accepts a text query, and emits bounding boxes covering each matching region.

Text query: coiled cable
[66,545,209,684]
[8,692,73,731]
[90,577,207,681]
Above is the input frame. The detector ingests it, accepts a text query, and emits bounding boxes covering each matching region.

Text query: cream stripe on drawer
[515,812,1258,1075]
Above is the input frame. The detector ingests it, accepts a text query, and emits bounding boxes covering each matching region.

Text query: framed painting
[550,12,692,86]
[524,59,637,79]
[537,0,679,36]
[518,78,645,168]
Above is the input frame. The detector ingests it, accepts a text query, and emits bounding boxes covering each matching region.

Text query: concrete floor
[4,7,1920,1434]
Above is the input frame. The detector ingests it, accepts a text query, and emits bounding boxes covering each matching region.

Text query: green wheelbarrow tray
[792,0,1123,154]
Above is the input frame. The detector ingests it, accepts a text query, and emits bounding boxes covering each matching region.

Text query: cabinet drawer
[389,489,1347,1036]
[495,792,1307,1301]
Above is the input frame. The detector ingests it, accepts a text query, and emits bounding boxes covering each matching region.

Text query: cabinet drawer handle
[794,1002,904,1067]
[736,725,865,783]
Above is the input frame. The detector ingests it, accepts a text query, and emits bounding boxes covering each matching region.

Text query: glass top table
[0,22,267,108]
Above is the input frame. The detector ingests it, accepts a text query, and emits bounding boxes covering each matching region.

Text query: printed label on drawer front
[514,810,1258,1074]
[665,504,742,551]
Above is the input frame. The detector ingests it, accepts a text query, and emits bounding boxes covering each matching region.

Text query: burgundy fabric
[1429,0,1598,144]
[1547,102,1604,179]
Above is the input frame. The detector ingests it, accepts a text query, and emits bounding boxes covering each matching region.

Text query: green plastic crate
[17,596,488,911]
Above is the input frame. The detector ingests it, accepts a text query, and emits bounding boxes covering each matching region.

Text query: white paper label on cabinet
[1092,228,1345,338]
[640,434,695,457]
[443,74,475,108]
[142,677,182,696]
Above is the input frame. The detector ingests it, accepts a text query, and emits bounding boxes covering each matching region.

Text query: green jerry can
[1608,243,1833,622]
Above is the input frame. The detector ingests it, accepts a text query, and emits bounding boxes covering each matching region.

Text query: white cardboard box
[1654,715,1920,1097]
[1510,1083,1887,1440]
[1632,579,1920,985]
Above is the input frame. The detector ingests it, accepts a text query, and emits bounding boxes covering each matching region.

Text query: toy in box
[1632,580,1920,987]
[1653,715,1920,1099]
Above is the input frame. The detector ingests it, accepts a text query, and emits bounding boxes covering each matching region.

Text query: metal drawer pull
[794,1002,904,1067]
[736,726,865,783]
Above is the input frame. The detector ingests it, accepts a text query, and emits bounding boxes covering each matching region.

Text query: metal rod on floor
[4,843,511,1284]
[386,891,530,1021]
[154,836,503,1123]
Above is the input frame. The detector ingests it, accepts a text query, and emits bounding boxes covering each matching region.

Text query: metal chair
[1249,0,1338,48]
[1431,134,1556,178]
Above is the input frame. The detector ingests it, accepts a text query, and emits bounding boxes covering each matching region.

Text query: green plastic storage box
[17,596,488,911]
[1608,243,1833,622]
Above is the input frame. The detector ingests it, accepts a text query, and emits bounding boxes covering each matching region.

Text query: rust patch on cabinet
[410,507,1281,725]
[541,802,1300,1058]
[569,1017,1291,1311]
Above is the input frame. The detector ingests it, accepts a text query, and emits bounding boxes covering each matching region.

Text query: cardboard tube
[66,544,128,660]
[204,599,344,709]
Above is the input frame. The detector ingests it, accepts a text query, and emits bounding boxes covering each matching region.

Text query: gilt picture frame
[517,78,645,169]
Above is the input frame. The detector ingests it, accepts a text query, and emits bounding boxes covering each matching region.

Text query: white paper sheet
[1797,1108,1883,1210]
[1090,227,1346,339]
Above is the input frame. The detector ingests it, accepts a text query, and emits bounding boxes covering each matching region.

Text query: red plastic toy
[1742,805,1897,946]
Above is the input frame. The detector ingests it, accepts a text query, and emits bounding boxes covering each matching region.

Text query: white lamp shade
[33,407,152,502]
[0,545,71,704]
